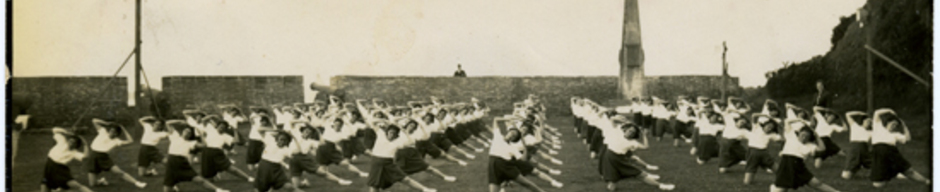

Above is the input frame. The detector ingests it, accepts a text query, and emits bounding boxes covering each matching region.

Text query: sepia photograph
[8,0,934,191]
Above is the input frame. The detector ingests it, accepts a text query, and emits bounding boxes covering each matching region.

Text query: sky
[14,0,867,91]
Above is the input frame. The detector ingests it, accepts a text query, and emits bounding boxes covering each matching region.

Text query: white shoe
[248,177,255,183]
[590,152,596,159]
[739,161,747,165]
[148,169,159,176]
[696,159,705,165]
[685,139,693,144]
[193,157,200,163]
[548,150,559,155]
[647,174,661,180]
[422,188,438,192]
[359,172,370,177]
[97,178,109,186]
[659,184,675,191]
[444,176,457,182]
[135,182,148,189]
[690,148,697,155]
[215,189,230,192]
[553,145,562,150]
[551,181,564,188]
[338,179,353,185]
[173,186,180,191]
[465,154,476,159]
[551,159,563,165]
[300,179,310,187]
[646,165,659,171]
[549,169,562,175]
[897,174,908,180]
[474,148,484,153]
[767,169,774,174]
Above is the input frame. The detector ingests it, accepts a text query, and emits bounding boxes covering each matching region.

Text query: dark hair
[67,135,84,151]
[760,121,780,134]
[404,120,420,133]
[622,124,641,140]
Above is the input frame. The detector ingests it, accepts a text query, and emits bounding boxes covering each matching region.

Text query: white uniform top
[261,133,292,163]
[203,127,233,149]
[274,110,289,125]
[870,110,908,146]
[249,124,265,141]
[640,104,652,115]
[90,128,126,153]
[290,137,319,155]
[168,132,198,158]
[371,129,410,158]
[222,113,245,129]
[615,105,631,114]
[721,113,744,139]
[846,112,871,142]
[413,121,433,141]
[607,137,643,155]
[489,128,524,160]
[652,105,670,119]
[779,130,818,159]
[813,113,845,137]
[321,126,345,143]
[140,124,168,146]
[48,134,86,164]
[698,122,724,136]
[676,106,695,123]
[746,128,781,149]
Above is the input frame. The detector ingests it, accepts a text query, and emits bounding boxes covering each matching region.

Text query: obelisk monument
[619,0,644,99]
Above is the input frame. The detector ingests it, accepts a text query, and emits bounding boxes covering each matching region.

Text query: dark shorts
[42,158,73,190]
[745,148,775,173]
[247,140,265,164]
[316,142,345,165]
[445,128,465,146]
[200,148,233,178]
[718,138,747,168]
[430,133,453,152]
[589,129,605,153]
[601,150,642,182]
[488,157,521,185]
[653,118,669,137]
[774,155,813,189]
[84,151,115,174]
[367,157,407,189]
[871,144,912,182]
[256,160,291,191]
[164,155,198,186]
[814,137,841,160]
[395,147,430,175]
[696,135,719,161]
[844,142,872,172]
[289,154,320,177]
[416,140,443,158]
[138,144,164,167]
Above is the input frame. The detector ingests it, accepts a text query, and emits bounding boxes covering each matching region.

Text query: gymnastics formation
[39,94,573,192]
[37,92,931,192]
[572,95,931,192]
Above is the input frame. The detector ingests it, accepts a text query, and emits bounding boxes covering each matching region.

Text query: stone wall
[161,76,304,117]
[332,75,740,115]
[10,77,130,127]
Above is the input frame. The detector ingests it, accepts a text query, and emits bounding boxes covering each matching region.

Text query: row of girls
[571,97,676,191]
[39,95,502,192]
[573,95,930,191]
[486,94,567,192]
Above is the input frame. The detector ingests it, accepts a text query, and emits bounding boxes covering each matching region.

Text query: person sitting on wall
[453,64,467,77]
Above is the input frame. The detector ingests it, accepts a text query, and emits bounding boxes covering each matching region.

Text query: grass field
[12,116,932,192]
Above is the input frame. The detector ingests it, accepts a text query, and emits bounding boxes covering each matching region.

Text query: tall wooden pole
[858,7,873,114]
[721,42,728,100]
[135,0,142,113]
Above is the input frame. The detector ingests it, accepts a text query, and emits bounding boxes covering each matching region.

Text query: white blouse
[140,124,168,146]
[48,134,86,164]
[261,133,292,163]
[779,130,818,159]
[746,127,781,149]
[168,133,198,158]
[371,129,410,158]
[845,112,871,142]
[90,128,126,153]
